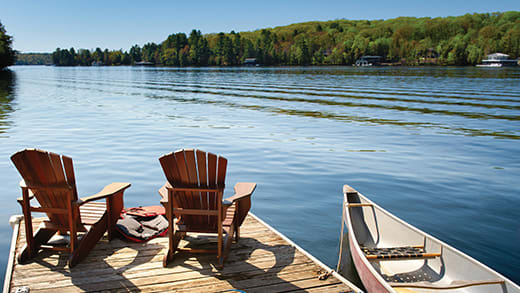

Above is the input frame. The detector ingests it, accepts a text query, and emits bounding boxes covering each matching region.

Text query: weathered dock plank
[6,214,359,292]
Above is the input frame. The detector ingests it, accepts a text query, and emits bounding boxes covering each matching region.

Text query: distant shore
[15,11,520,68]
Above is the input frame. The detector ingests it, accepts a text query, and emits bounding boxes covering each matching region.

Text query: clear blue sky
[2,0,519,53]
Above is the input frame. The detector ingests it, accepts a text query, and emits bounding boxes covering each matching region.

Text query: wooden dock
[5,213,360,292]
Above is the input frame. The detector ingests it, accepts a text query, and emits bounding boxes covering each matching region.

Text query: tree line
[46,11,520,67]
[15,53,52,65]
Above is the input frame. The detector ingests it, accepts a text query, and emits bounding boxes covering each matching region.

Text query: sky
[2,0,519,53]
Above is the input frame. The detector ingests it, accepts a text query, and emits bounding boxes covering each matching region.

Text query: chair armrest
[19,179,28,188]
[76,182,131,205]
[158,182,171,202]
[17,180,35,203]
[17,190,35,203]
[224,182,256,203]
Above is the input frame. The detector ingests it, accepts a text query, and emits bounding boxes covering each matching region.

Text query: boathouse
[354,56,383,66]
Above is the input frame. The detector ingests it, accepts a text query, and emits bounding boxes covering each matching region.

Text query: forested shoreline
[15,53,52,65]
[43,11,520,66]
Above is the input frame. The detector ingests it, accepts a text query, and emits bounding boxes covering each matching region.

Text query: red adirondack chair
[158,149,256,267]
[11,149,130,267]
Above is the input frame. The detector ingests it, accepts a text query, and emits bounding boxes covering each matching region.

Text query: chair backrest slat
[207,152,218,225]
[184,149,200,226]
[62,155,78,199]
[60,154,82,225]
[196,150,208,212]
[173,150,190,212]
[48,152,68,215]
[217,156,227,187]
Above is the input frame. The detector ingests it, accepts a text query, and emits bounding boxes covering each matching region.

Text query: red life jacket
[116,206,168,242]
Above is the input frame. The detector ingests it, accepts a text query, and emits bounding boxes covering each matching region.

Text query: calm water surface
[0,66,519,284]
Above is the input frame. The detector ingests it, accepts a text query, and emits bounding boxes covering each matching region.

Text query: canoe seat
[361,246,441,260]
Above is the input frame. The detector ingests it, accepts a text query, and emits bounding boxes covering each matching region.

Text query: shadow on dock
[7,215,354,292]
[168,236,299,292]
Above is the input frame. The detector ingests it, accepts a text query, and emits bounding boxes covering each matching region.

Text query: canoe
[338,184,520,293]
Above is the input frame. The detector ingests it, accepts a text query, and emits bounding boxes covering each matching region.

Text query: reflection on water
[0,66,519,284]
[26,67,520,139]
[0,70,15,134]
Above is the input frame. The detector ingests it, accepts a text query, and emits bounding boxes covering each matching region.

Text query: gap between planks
[10,214,353,293]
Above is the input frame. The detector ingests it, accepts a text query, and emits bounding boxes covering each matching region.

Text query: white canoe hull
[340,184,520,293]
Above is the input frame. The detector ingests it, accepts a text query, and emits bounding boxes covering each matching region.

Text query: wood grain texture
[159,149,241,267]
[8,214,353,293]
[10,149,130,268]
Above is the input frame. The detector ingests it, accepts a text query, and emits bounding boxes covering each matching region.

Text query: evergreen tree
[0,21,16,69]
[129,45,142,63]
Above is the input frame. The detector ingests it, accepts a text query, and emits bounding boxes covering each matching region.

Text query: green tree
[179,45,189,66]
[291,37,311,65]
[466,44,482,65]
[15,53,52,65]
[142,43,160,63]
[103,49,110,65]
[129,45,142,63]
[0,21,16,69]
[244,39,255,58]
[122,52,131,65]
[214,33,233,65]
[161,48,178,66]
[92,48,103,62]
[77,49,91,66]
[502,26,520,58]
[52,48,76,66]
[109,50,123,65]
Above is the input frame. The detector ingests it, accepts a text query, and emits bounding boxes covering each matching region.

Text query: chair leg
[69,213,108,268]
[17,228,57,264]
[220,223,235,268]
[106,191,124,241]
[163,228,183,267]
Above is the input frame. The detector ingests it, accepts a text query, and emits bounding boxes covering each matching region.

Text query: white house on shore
[476,53,518,67]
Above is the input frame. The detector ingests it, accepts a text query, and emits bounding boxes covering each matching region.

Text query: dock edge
[4,215,22,293]
[3,213,364,293]
[249,212,364,293]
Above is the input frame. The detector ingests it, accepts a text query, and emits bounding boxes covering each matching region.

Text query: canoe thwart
[347,203,373,208]
[361,246,441,260]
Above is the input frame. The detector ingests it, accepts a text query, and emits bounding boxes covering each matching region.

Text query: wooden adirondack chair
[158,149,256,267]
[11,149,131,267]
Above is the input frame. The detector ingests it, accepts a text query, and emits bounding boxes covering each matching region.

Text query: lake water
[0,66,519,284]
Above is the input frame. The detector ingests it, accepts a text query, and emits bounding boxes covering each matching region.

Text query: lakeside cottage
[354,56,383,66]
[243,58,257,66]
[476,53,519,67]
[134,61,154,66]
